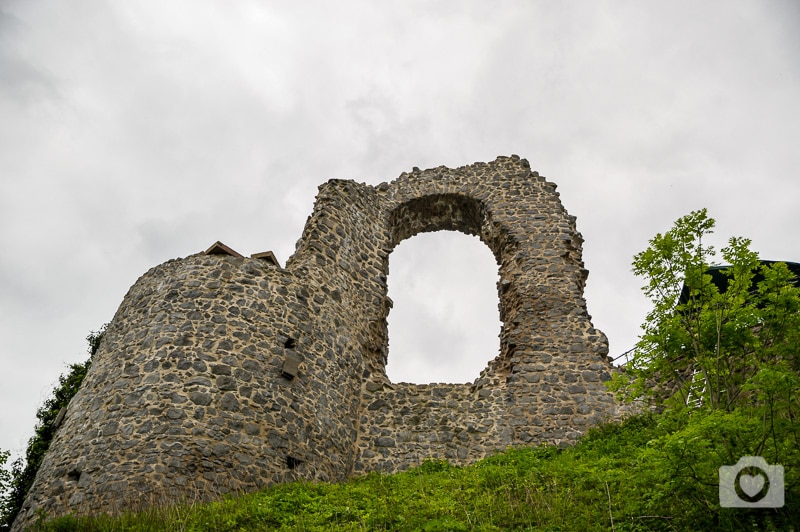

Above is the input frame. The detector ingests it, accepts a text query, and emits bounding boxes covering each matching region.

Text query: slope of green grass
[31,409,798,531]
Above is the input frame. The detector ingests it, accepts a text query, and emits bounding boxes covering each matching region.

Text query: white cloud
[387,231,500,384]
[1,0,798,464]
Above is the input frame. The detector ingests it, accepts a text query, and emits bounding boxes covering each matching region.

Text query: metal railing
[611,347,635,366]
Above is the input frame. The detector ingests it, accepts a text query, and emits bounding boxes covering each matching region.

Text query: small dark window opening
[284,337,296,349]
[67,469,81,482]
[286,455,303,469]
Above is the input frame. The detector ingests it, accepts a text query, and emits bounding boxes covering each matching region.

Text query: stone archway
[359,193,513,383]
[354,157,617,472]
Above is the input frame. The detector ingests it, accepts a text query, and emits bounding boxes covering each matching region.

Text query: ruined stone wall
[14,155,619,530]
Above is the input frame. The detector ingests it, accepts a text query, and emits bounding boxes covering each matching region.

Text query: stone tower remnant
[14,155,619,528]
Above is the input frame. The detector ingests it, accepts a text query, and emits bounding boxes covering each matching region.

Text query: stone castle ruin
[14,155,620,528]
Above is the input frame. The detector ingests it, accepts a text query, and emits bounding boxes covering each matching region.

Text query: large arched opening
[385,231,501,384]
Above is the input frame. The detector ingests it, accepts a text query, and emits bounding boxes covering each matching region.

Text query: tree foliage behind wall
[610,209,800,476]
[0,325,106,529]
[602,209,800,527]
[618,208,800,413]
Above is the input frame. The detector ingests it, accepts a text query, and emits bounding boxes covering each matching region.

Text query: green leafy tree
[0,451,10,503]
[619,208,800,414]
[0,326,106,529]
[607,210,800,527]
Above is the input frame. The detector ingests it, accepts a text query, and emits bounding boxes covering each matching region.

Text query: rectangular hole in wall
[286,455,302,470]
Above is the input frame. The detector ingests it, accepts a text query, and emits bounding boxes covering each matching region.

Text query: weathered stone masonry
[15,155,619,529]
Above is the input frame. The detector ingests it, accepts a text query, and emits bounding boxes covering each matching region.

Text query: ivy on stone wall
[0,325,106,529]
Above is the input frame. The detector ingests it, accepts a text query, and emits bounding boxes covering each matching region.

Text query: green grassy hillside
[32,408,798,531]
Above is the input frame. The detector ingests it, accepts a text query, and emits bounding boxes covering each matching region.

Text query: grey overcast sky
[1,1,799,460]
